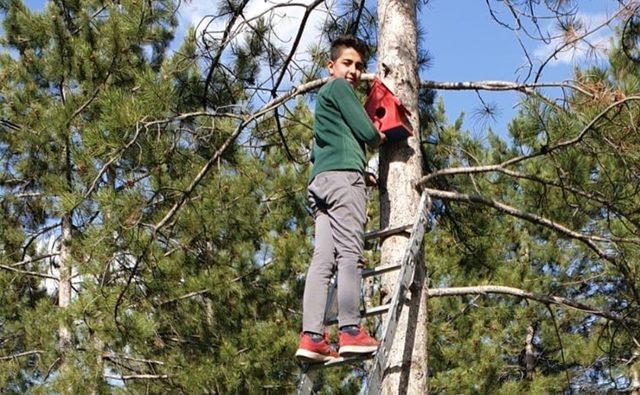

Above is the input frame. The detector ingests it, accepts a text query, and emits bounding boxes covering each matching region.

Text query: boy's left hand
[365,172,378,187]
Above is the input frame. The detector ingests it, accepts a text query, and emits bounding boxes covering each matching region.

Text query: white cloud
[532,12,616,66]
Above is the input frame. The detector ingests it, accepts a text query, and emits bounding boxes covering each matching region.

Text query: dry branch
[420,79,592,96]
[0,350,43,361]
[428,285,635,325]
[534,4,633,83]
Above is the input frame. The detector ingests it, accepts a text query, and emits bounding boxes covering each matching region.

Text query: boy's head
[328,35,368,88]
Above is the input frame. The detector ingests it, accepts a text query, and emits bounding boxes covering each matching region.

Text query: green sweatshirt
[309,77,380,182]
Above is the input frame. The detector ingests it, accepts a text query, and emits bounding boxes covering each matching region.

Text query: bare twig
[201,0,251,108]
[534,5,630,83]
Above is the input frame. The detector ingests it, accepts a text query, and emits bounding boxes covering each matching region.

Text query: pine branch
[533,5,631,83]
[152,77,331,233]
[142,111,244,126]
[9,253,59,268]
[0,263,58,280]
[0,118,21,131]
[158,289,209,305]
[0,350,43,360]
[420,79,593,96]
[417,96,640,188]
[103,373,170,380]
[422,188,639,252]
[102,353,165,365]
[426,182,640,315]
[201,0,251,108]
[427,285,635,325]
[76,121,145,209]
[418,162,639,233]
[151,85,636,239]
[21,222,62,261]
[165,75,595,140]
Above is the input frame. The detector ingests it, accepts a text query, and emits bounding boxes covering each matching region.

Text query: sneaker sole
[295,349,337,363]
[338,345,378,357]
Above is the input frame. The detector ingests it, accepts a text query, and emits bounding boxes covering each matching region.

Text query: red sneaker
[338,326,379,357]
[295,332,339,363]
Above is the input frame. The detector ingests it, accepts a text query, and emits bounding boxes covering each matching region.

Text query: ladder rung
[364,224,412,241]
[301,352,375,374]
[324,304,390,325]
[323,352,375,367]
[362,263,401,278]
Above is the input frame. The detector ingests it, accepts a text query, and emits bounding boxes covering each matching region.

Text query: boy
[295,35,385,363]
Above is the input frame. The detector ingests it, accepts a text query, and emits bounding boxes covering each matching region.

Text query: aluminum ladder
[297,191,431,394]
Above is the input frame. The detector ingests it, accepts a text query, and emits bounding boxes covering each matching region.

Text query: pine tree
[3,0,640,393]
[1,0,330,390]
[423,29,640,392]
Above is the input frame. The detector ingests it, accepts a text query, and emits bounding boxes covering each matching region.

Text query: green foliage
[0,0,313,392]
[2,1,640,393]
[424,30,640,393]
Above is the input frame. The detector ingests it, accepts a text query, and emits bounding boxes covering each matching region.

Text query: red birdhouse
[364,78,413,142]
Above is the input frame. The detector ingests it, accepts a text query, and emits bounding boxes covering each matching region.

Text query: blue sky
[16,0,624,139]
[421,0,620,138]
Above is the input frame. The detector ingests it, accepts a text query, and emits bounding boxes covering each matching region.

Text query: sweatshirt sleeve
[328,78,380,147]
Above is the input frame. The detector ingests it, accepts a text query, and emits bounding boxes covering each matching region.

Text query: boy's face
[328,47,364,88]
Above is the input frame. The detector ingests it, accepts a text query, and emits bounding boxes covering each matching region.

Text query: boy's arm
[328,78,383,147]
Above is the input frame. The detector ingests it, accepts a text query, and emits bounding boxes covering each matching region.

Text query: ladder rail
[364,192,431,394]
[296,369,318,394]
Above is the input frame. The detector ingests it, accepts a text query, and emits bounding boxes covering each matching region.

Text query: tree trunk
[59,126,74,381]
[525,324,535,380]
[631,349,640,395]
[58,213,73,391]
[377,1,426,393]
[59,214,73,351]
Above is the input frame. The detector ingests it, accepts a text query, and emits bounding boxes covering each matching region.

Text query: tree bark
[631,349,640,395]
[377,1,426,393]
[525,324,536,380]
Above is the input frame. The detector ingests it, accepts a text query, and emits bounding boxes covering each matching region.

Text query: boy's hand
[365,171,378,187]
[377,132,386,147]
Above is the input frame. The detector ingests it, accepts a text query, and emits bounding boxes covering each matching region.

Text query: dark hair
[330,35,368,61]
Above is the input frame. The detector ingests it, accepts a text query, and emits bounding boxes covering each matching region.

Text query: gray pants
[302,170,366,334]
